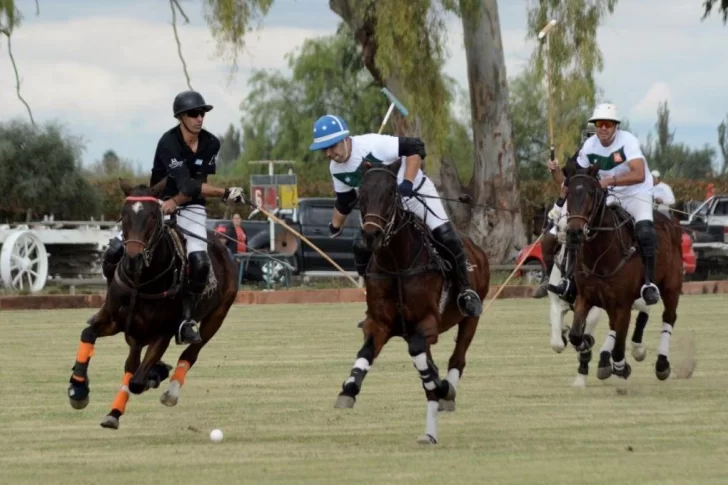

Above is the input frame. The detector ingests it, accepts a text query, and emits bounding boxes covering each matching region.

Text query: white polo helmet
[589,103,621,124]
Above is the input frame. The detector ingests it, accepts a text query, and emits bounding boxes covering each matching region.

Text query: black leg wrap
[81,325,99,344]
[342,367,368,397]
[632,312,649,343]
[578,350,592,376]
[357,337,375,362]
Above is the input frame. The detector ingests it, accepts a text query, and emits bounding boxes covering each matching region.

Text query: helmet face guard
[173,91,213,117]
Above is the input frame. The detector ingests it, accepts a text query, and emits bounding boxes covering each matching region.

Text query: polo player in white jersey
[552,103,660,306]
[308,114,483,319]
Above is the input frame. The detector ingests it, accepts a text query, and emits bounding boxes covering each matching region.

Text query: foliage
[702,0,728,22]
[526,0,617,164]
[0,119,101,222]
[718,114,728,175]
[216,123,242,174]
[83,149,144,180]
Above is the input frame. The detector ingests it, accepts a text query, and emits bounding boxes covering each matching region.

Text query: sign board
[250,174,298,211]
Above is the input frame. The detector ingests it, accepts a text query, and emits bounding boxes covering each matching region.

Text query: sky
[1,0,726,173]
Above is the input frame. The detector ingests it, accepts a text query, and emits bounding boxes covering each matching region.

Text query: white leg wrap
[658,322,673,357]
[412,353,428,371]
[412,353,436,390]
[446,368,460,390]
[613,358,625,370]
[353,357,370,372]
[425,400,439,441]
[600,330,616,354]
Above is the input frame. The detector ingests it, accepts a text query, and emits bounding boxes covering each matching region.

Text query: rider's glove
[397,180,414,197]
[223,187,246,204]
[548,204,562,223]
[328,222,343,239]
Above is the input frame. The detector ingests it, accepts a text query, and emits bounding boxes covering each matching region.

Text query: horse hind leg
[440,316,478,412]
[630,302,650,362]
[610,308,633,380]
[68,309,120,410]
[655,286,679,381]
[334,322,390,409]
[162,304,230,407]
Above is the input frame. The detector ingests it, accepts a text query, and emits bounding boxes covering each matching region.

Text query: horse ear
[587,161,601,178]
[360,161,372,179]
[119,178,134,197]
[149,177,167,198]
[389,158,402,174]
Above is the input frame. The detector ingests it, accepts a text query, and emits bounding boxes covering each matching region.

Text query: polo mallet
[538,19,558,162]
[377,87,409,134]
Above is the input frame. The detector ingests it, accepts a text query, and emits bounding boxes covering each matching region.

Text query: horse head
[565,162,605,246]
[359,159,403,251]
[118,178,167,271]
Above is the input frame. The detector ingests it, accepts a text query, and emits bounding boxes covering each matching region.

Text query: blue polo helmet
[309,115,349,151]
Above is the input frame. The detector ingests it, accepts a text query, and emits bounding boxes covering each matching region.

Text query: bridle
[360,168,408,247]
[122,196,165,267]
[565,173,607,241]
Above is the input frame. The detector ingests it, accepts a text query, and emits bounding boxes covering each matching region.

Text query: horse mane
[129,185,153,196]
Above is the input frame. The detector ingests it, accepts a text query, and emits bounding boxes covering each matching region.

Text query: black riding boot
[353,231,373,329]
[102,237,124,282]
[431,223,483,317]
[636,220,660,305]
[533,231,558,299]
[177,251,210,345]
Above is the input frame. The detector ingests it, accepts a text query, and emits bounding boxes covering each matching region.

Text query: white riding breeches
[402,176,449,230]
[607,191,653,223]
[111,204,209,255]
[548,201,568,237]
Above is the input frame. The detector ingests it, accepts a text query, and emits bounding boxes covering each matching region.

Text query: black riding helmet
[173,90,213,117]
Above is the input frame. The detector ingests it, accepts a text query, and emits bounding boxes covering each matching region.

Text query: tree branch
[1,28,35,125]
[35,0,40,15]
[169,0,193,90]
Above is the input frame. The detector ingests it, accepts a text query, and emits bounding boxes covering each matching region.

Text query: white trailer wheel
[0,230,49,293]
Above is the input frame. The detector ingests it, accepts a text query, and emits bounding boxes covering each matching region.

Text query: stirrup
[456,289,482,317]
[176,320,202,345]
[640,283,660,305]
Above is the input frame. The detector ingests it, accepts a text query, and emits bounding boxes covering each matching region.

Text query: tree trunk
[459,0,526,263]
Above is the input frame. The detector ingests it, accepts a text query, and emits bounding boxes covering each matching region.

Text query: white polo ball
[209,428,224,443]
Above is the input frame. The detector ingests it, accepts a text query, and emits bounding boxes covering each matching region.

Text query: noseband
[123,196,165,267]
[360,168,404,245]
[565,174,607,235]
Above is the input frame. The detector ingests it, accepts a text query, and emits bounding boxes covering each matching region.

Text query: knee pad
[635,221,657,247]
[187,251,211,292]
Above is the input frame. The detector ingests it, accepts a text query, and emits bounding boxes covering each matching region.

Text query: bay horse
[333,160,490,445]
[66,179,238,428]
[563,163,682,382]
[546,206,652,389]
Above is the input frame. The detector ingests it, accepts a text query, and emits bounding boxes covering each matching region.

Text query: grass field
[1,295,727,485]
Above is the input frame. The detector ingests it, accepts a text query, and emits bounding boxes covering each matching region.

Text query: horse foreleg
[548,265,569,353]
[100,344,142,430]
[129,336,172,395]
[334,321,390,409]
[630,299,650,362]
[568,296,591,349]
[161,306,229,407]
[609,307,633,380]
[407,322,449,446]
[67,308,121,410]
[440,316,478,412]
[571,307,602,389]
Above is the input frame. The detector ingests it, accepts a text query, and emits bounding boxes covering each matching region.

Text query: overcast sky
[1,0,726,173]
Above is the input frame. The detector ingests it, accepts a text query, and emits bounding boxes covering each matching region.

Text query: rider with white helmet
[308,114,483,319]
[553,103,660,306]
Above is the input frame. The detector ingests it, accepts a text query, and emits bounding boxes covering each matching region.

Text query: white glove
[548,204,562,223]
[223,187,245,204]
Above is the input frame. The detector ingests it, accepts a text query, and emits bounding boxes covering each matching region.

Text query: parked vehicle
[515,230,697,283]
[207,197,361,281]
[681,194,728,280]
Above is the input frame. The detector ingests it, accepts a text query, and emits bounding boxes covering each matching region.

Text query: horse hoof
[631,342,647,362]
[438,399,456,412]
[597,366,612,380]
[597,351,612,380]
[334,394,356,409]
[655,355,671,381]
[69,395,89,410]
[551,338,566,353]
[614,363,632,380]
[160,390,179,407]
[416,434,438,445]
[100,415,119,429]
[571,374,587,389]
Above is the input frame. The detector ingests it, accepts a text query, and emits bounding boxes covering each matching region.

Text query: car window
[713,200,728,216]
[307,205,331,227]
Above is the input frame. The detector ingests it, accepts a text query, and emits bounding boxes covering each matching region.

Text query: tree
[702,0,728,22]
[0,119,101,221]
[84,149,142,179]
[718,115,728,176]
[217,123,242,172]
[526,0,617,166]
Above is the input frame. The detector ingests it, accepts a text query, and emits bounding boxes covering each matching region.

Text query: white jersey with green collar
[329,134,425,193]
[576,130,653,197]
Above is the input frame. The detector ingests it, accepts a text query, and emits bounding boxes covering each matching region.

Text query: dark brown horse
[333,160,490,445]
[66,179,238,428]
[564,163,682,381]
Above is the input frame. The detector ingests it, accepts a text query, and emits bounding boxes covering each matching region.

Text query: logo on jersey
[169,158,184,169]
[613,152,623,163]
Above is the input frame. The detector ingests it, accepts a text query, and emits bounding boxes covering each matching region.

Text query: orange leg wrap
[71,342,96,382]
[171,360,191,386]
[110,372,133,415]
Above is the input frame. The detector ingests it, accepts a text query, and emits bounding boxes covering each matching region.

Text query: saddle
[606,203,635,233]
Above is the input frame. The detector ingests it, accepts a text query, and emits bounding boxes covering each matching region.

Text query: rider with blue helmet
[309,114,483,320]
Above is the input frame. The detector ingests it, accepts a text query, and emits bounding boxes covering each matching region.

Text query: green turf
[0,295,726,485]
